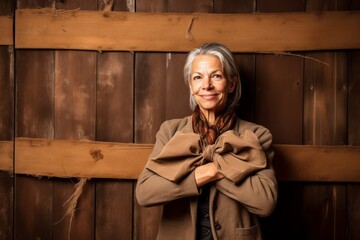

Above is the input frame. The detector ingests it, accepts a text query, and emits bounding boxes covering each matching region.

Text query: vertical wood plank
[53,50,97,240]
[95,51,134,240]
[303,1,349,239]
[15,1,55,236]
[347,2,360,237]
[0,47,13,140]
[16,49,55,138]
[134,1,213,240]
[15,48,54,238]
[255,2,304,145]
[95,1,135,239]
[52,1,97,240]
[164,53,192,119]
[134,52,167,144]
[257,0,306,12]
[95,180,133,240]
[255,54,303,144]
[96,52,134,143]
[0,172,13,240]
[214,0,255,13]
[255,1,305,239]
[303,52,348,145]
[0,1,14,237]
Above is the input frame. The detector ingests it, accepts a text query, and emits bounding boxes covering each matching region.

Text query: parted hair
[183,42,242,110]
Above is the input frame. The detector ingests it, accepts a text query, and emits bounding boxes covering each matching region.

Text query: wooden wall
[0,0,359,239]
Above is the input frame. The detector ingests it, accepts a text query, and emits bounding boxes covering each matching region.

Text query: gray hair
[183,42,241,111]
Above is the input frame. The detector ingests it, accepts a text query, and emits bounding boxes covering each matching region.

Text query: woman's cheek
[190,83,201,94]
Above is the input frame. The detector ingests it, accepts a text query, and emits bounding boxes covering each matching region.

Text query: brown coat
[136,116,277,240]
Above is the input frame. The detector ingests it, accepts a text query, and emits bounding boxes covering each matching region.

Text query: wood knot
[90,149,104,162]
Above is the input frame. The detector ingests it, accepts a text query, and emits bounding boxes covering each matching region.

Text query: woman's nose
[201,77,212,89]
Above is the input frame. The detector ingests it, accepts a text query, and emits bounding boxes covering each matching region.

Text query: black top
[196,184,213,240]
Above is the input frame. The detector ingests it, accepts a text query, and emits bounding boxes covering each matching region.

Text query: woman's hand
[195,162,224,187]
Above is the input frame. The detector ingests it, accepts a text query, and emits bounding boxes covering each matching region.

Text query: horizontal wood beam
[273,145,360,182]
[15,9,360,52]
[0,16,13,46]
[14,138,152,179]
[2,138,359,182]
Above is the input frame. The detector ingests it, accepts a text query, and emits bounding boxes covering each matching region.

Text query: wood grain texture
[14,138,151,178]
[347,3,360,237]
[52,2,97,239]
[273,144,360,182]
[303,51,348,145]
[0,4,14,239]
[0,16,12,45]
[0,141,12,172]
[301,1,349,239]
[255,1,306,239]
[255,54,303,144]
[10,138,360,181]
[15,9,360,52]
[95,2,135,235]
[15,45,54,240]
[0,46,13,140]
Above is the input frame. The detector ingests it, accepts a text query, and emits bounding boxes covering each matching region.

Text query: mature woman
[136,42,277,240]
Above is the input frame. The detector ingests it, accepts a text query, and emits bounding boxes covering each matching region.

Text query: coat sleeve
[215,125,278,217]
[136,120,200,207]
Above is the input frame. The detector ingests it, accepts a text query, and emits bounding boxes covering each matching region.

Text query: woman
[136,42,277,240]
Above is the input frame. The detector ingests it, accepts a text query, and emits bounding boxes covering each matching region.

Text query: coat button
[215,222,221,230]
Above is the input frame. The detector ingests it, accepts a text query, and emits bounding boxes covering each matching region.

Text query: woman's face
[189,54,235,117]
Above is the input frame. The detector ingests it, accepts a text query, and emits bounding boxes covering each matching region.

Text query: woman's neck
[202,110,216,125]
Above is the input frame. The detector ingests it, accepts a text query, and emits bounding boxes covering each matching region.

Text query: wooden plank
[0,8,14,237]
[164,53,193,119]
[255,0,304,147]
[0,171,13,240]
[15,2,55,240]
[255,54,303,144]
[95,179,133,240]
[12,138,360,181]
[349,51,360,145]
[14,138,152,179]
[15,47,55,240]
[15,8,360,52]
[15,176,53,240]
[0,46,14,140]
[16,50,55,138]
[95,2,135,238]
[303,51,348,145]
[0,141,12,172]
[302,2,349,239]
[134,52,167,143]
[0,16,12,45]
[96,52,134,142]
[273,144,360,182]
[348,0,360,230]
[53,49,97,240]
[51,1,97,237]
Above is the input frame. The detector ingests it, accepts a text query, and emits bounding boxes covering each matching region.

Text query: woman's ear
[228,78,237,93]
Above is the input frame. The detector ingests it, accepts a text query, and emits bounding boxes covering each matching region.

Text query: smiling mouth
[200,94,218,100]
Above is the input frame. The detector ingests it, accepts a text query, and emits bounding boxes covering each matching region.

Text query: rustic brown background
[1,0,360,239]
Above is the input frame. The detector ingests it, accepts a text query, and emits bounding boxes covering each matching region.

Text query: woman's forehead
[192,55,222,70]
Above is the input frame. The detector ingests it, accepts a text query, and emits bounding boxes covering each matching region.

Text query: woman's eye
[193,76,201,81]
[212,74,223,80]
